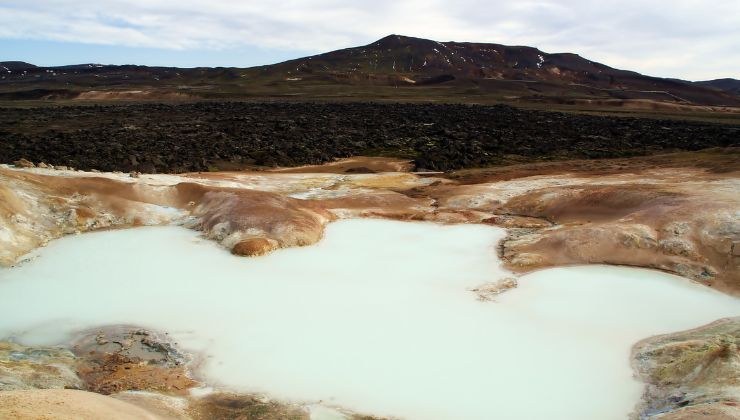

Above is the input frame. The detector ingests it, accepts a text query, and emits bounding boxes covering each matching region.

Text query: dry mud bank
[1,149,737,294]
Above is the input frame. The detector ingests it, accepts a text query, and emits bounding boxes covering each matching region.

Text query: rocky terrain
[1,102,739,173]
[632,317,740,419]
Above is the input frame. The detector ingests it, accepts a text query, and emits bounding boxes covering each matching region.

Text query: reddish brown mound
[71,328,196,395]
[174,182,334,252]
[493,179,739,294]
[499,184,685,223]
[76,354,195,395]
[232,238,276,256]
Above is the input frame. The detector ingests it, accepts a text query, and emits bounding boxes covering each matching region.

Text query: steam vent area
[1,148,739,419]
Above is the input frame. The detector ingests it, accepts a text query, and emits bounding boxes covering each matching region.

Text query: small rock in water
[471,277,518,301]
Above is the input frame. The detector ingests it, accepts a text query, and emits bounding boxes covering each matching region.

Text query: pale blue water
[0,219,737,419]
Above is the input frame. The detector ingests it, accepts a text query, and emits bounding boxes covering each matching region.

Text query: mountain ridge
[1,35,739,107]
[0,61,37,71]
[696,78,740,96]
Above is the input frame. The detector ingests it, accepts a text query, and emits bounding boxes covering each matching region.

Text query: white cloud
[0,0,738,80]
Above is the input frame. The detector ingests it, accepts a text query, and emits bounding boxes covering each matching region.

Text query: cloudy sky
[1,0,738,80]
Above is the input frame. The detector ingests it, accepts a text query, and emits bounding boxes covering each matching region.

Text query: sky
[0,0,738,81]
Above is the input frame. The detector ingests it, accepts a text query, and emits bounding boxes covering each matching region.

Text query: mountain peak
[371,34,430,48]
[376,34,405,42]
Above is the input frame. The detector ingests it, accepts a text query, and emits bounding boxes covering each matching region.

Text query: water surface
[0,220,738,419]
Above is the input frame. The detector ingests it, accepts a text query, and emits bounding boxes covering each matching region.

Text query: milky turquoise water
[0,219,738,419]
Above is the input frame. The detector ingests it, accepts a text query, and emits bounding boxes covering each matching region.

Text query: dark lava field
[1,102,738,173]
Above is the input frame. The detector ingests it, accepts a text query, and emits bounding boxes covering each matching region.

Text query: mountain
[696,78,740,96]
[0,61,37,72]
[248,35,739,106]
[1,35,739,108]
[261,34,636,84]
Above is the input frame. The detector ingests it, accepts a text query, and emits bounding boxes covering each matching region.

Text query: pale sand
[0,389,163,420]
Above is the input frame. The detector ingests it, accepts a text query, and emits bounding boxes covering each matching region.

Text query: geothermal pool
[0,219,739,419]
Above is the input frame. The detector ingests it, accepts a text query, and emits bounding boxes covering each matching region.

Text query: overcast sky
[1,0,738,80]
